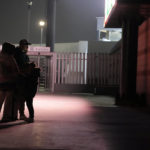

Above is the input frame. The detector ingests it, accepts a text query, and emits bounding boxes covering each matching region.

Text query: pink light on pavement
[28,94,92,121]
[0,94,92,122]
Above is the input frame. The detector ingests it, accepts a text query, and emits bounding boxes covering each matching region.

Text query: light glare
[39,21,45,27]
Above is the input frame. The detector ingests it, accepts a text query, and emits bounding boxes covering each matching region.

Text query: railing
[20,50,120,93]
[55,53,87,84]
[54,52,121,86]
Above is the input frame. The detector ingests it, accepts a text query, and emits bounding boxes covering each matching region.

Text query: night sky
[0,0,47,44]
[0,0,104,45]
[56,0,105,43]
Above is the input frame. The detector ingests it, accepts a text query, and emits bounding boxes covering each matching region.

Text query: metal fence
[28,51,53,92]
[54,52,120,86]
[27,51,120,93]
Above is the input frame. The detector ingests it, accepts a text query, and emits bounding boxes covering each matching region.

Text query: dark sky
[56,0,104,43]
[0,0,47,44]
[0,0,104,44]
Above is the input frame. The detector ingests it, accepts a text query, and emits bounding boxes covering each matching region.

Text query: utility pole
[46,0,56,52]
[39,20,45,46]
[27,0,33,41]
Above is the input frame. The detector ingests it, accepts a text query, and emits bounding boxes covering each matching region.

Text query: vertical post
[52,53,56,93]
[119,18,138,102]
[69,53,71,83]
[83,53,86,84]
[98,54,100,86]
[58,53,60,84]
[76,53,78,84]
[37,52,40,91]
[61,53,64,84]
[65,53,68,84]
[79,53,82,84]
[27,0,32,41]
[46,0,56,52]
[40,27,43,46]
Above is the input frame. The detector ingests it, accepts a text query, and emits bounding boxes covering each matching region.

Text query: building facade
[105,0,150,105]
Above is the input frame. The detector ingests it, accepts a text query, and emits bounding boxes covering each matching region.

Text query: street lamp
[27,0,33,41]
[39,20,45,46]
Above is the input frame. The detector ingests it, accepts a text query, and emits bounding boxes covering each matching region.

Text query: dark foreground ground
[0,93,150,150]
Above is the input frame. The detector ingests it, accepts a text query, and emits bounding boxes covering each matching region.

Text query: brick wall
[137,18,150,105]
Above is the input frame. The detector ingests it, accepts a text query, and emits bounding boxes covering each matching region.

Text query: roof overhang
[104,1,150,28]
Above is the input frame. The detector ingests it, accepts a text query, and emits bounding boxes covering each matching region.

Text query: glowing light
[39,21,45,27]
[0,94,91,121]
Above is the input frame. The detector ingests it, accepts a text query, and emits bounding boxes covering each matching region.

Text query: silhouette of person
[13,39,30,121]
[0,42,19,122]
[14,39,40,123]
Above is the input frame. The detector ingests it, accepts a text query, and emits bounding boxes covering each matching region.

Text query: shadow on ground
[0,120,27,129]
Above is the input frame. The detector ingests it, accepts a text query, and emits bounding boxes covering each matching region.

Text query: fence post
[37,52,40,92]
[51,52,56,93]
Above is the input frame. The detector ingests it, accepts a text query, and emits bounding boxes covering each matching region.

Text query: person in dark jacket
[0,42,19,122]
[19,63,40,122]
[14,39,30,69]
[13,39,31,121]
[14,39,40,123]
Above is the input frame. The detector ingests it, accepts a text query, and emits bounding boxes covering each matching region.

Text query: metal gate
[53,52,121,94]
[28,51,54,92]
[27,51,120,94]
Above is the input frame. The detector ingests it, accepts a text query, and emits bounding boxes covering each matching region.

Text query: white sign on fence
[0,45,50,52]
[28,46,50,52]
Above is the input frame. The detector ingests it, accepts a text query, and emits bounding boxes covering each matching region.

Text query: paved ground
[0,93,150,150]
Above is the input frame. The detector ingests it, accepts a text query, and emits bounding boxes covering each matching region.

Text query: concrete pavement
[0,93,150,150]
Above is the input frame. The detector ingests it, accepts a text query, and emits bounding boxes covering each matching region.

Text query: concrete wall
[88,41,117,53]
[54,41,88,53]
[54,40,117,54]
[137,18,150,105]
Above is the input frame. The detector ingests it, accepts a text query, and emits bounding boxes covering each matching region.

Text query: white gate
[53,52,121,94]
[28,51,54,92]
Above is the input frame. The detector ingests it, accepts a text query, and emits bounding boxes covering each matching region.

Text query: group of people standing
[0,39,40,123]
